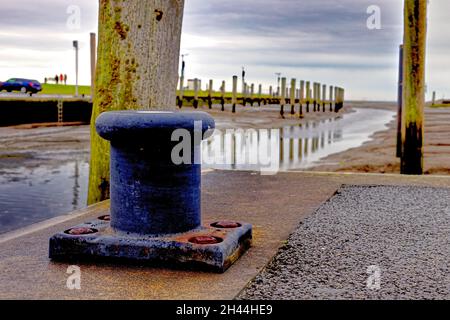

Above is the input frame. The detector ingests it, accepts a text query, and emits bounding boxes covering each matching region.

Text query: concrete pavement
[1,171,450,299]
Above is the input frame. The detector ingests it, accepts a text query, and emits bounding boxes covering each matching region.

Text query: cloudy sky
[0,0,449,100]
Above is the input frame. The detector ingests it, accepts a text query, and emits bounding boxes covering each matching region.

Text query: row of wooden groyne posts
[177,76,346,117]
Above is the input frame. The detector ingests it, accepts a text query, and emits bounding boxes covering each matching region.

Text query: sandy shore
[311,102,450,175]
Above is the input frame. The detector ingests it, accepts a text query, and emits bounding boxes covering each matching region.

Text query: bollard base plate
[49,217,252,273]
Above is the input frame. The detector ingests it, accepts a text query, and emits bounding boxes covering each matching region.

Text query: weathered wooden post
[322,84,327,112]
[316,83,322,112]
[221,80,226,111]
[178,75,184,108]
[208,79,213,109]
[193,78,200,109]
[396,45,404,158]
[258,84,262,106]
[299,80,305,117]
[334,86,339,112]
[401,0,427,175]
[232,75,238,113]
[313,82,318,112]
[290,78,296,115]
[243,83,248,106]
[432,91,436,106]
[306,81,311,113]
[329,85,334,112]
[88,0,184,204]
[280,77,286,118]
[336,88,344,111]
[269,85,273,97]
[250,83,255,106]
[341,88,345,109]
[90,32,96,101]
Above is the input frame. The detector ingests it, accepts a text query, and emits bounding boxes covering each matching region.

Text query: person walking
[64,74,67,85]
[60,74,64,84]
[55,75,59,85]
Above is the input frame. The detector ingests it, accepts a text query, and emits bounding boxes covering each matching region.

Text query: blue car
[0,78,42,95]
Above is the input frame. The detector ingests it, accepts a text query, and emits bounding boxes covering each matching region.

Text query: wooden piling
[313,82,317,112]
[221,80,226,111]
[401,0,427,175]
[280,77,286,118]
[258,84,262,106]
[290,78,296,115]
[250,83,255,106]
[329,85,334,112]
[432,91,436,106]
[316,83,321,112]
[269,86,273,97]
[299,80,305,117]
[208,79,213,109]
[193,78,199,109]
[396,45,404,158]
[178,75,184,108]
[306,81,311,113]
[243,83,248,106]
[90,32,96,102]
[334,86,339,112]
[232,76,238,113]
[322,84,327,112]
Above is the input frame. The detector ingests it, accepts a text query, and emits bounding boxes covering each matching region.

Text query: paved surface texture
[239,184,450,300]
[2,171,450,299]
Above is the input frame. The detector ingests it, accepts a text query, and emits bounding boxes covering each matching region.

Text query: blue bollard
[49,110,252,273]
[96,111,214,235]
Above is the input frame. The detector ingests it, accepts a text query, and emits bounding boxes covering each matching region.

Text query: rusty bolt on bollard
[49,111,252,273]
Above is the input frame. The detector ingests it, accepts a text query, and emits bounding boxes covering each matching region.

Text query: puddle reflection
[203,108,395,172]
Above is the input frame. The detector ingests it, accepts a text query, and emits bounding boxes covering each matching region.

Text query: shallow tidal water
[0,108,395,234]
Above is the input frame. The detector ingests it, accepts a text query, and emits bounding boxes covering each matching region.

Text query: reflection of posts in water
[231,132,236,169]
[289,138,294,165]
[279,127,284,163]
[298,138,303,160]
[260,129,281,175]
[304,137,309,156]
[280,78,286,118]
[321,132,325,149]
[305,81,311,113]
